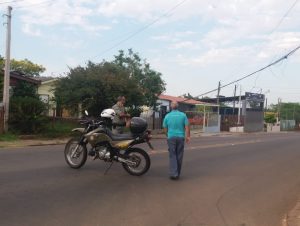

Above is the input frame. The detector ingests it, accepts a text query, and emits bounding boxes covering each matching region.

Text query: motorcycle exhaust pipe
[114,156,136,166]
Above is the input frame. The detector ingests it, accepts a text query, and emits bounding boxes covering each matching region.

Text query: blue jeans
[167,137,185,177]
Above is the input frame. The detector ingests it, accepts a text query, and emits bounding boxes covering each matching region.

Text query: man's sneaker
[169,176,179,180]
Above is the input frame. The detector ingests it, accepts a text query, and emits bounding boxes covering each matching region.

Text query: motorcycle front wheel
[64,138,87,169]
[122,148,151,176]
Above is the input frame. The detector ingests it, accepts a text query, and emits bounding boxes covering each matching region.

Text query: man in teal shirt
[163,101,190,180]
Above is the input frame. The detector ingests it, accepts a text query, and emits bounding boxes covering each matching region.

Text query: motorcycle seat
[106,129,137,141]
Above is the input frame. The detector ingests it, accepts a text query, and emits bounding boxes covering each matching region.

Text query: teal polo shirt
[163,110,189,139]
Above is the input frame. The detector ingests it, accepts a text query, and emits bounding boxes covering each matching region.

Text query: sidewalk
[0,130,236,148]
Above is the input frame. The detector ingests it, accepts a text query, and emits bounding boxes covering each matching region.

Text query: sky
[0,0,300,105]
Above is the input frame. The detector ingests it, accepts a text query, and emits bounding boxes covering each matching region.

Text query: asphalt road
[1,132,300,226]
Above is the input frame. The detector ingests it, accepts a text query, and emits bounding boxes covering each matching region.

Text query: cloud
[18,0,111,33]
[256,32,300,60]
[168,41,195,50]
[22,23,41,37]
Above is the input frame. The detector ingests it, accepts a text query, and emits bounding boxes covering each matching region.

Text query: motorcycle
[64,110,153,176]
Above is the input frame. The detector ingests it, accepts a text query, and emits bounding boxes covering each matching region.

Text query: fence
[221,115,244,131]
[186,111,220,133]
[141,110,221,132]
[185,111,204,130]
[281,120,296,131]
[140,111,163,130]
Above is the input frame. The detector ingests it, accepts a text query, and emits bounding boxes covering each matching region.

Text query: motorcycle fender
[113,140,134,150]
[72,128,85,133]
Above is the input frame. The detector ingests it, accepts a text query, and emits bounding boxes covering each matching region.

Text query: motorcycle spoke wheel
[122,148,150,176]
[64,138,87,169]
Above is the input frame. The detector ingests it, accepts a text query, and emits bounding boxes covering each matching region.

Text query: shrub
[9,96,48,134]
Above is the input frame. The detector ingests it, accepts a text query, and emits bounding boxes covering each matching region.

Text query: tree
[0,55,47,133]
[269,102,300,124]
[55,61,143,116]
[113,49,166,107]
[0,56,46,99]
[55,50,166,116]
[10,59,45,77]
[264,112,276,124]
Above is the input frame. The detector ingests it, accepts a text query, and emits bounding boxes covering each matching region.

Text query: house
[1,70,41,95]
[36,77,58,117]
[157,94,205,112]
[36,77,81,118]
[0,70,41,99]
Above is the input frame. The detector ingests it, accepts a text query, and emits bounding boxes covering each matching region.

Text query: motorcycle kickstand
[104,162,114,175]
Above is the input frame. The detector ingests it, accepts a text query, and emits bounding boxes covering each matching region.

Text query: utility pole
[277,98,281,124]
[265,98,268,117]
[233,84,237,115]
[217,81,221,105]
[217,81,221,116]
[237,85,242,125]
[3,6,12,132]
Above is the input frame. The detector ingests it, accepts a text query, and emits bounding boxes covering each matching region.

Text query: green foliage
[41,120,78,138]
[279,103,300,123]
[9,96,47,134]
[0,56,45,77]
[10,58,45,77]
[127,106,143,117]
[12,81,39,98]
[264,112,277,124]
[55,49,166,116]
[0,132,18,141]
[269,102,300,123]
[0,56,45,99]
[114,49,166,107]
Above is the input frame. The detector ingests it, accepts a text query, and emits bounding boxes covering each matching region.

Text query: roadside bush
[9,96,48,134]
[41,119,79,138]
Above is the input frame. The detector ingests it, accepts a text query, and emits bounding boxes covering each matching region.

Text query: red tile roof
[158,94,205,105]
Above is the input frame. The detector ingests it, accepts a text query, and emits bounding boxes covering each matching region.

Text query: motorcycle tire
[122,148,151,176]
[64,138,87,169]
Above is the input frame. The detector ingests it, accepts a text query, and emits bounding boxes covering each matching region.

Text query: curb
[0,132,237,149]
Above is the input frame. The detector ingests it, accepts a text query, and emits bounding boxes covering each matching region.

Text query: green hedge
[9,96,48,134]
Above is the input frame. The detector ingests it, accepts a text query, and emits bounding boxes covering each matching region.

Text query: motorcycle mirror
[84,110,89,116]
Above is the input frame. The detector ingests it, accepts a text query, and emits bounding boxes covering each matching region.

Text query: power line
[14,0,52,9]
[217,0,299,87]
[269,0,299,34]
[195,44,300,98]
[89,0,188,61]
[0,0,24,5]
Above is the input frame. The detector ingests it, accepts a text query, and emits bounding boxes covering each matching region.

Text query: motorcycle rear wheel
[64,138,87,169]
[122,148,151,176]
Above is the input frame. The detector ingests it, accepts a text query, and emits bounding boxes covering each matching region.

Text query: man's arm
[185,125,190,143]
[163,128,168,137]
[184,114,190,143]
[162,116,168,137]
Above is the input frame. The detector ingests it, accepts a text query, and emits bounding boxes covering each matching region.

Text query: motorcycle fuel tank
[86,133,112,146]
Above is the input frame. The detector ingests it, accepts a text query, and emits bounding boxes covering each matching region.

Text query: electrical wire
[212,0,299,93]
[269,0,299,34]
[0,0,25,5]
[89,0,188,61]
[194,44,300,98]
[14,0,53,9]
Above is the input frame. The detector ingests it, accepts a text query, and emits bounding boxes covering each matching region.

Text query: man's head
[117,96,126,105]
[171,101,178,110]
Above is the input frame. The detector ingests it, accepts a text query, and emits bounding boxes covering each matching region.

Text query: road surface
[1,132,300,226]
